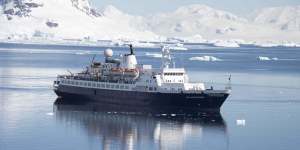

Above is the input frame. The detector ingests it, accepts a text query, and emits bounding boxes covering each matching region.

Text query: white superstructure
[55,45,209,93]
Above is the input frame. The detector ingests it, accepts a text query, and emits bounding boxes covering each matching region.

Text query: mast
[161,46,172,69]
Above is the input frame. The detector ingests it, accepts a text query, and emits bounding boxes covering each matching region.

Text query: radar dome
[104,48,113,57]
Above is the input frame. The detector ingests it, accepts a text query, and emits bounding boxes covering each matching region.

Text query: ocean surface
[0,44,300,150]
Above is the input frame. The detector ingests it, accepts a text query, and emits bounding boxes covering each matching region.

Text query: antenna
[67,69,74,76]
[91,54,96,63]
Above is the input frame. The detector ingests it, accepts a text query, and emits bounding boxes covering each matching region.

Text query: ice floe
[75,51,91,55]
[257,56,278,61]
[169,43,188,50]
[46,112,54,116]
[236,119,246,126]
[145,52,163,58]
[189,56,222,61]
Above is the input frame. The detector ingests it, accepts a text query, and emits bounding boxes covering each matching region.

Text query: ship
[53,45,231,112]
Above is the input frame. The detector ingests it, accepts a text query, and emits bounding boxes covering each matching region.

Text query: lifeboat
[110,68,139,79]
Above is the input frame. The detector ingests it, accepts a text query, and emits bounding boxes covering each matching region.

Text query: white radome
[104,48,113,57]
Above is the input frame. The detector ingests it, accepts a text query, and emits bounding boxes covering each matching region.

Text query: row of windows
[148,87,157,91]
[61,80,129,90]
[164,73,184,76]
[165,80,183,83]
[146,79,156,83]
[164,88,183,91]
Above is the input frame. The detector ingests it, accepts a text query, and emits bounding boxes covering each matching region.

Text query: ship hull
[54,85,229,112]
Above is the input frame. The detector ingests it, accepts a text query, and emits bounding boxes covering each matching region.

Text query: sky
[91,0,300,16]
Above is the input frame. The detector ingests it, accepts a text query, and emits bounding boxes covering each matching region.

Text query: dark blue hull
[54,85,229,112]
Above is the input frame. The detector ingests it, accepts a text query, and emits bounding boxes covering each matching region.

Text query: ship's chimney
[122,44,137,69]
[129,44,134,55]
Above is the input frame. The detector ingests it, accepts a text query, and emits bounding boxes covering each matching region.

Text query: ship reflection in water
[54,98,229,150]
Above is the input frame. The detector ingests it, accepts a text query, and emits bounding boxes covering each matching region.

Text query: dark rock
[7,15,12,20]
[4,9,14,15]
[46,21,59,28]
[24,2,40,8]
[90,8,102,17]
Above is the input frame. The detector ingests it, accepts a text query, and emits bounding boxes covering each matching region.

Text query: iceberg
[169,43,188,50]
[189,56,222,62]
[46,112,54,116]
[257,56,279,61]
[145,52,162,58]
[236,119,246,126]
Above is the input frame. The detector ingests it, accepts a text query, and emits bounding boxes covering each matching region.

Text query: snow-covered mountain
[0,0,159,41]
[143,4,300,42]
[145,4,248,38]
[0,1,299,43]
[253,5,300,31]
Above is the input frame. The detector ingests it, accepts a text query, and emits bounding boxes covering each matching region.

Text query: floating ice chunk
[170,43,188,50]
[257,56,278,61]
[236,119,246,126]
[258,56,271,61]
[145,52,162,58]
[75,51,91,55]
[189,56,222,62]
[169,46,188,51]
[75,52,85,55]
[46,112,54,116]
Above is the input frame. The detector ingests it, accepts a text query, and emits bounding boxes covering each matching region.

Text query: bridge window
[164,73,184,76]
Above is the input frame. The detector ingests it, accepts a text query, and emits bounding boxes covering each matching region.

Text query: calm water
[0,44,300,150]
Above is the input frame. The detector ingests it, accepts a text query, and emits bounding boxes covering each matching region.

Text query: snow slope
[0,0,159,41]
[253,6,300,32]
[144,4,300,42]
[0,1,300,43]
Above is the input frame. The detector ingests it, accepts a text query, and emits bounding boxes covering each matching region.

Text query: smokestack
[129,44,134,55]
